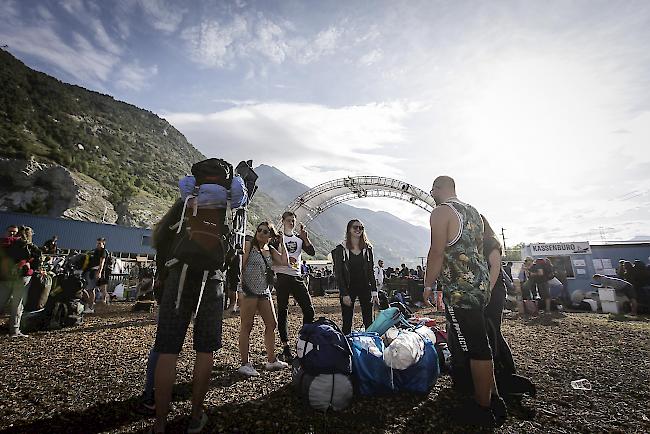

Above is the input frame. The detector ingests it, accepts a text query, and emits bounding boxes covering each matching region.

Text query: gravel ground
[1,295,649,434]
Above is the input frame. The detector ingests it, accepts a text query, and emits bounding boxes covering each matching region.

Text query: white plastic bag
[384,330,424,370]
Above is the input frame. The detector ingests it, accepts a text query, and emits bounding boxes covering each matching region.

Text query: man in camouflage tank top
[423,176,503,428]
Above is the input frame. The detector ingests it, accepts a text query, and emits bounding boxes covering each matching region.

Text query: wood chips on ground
[1,296,649,433]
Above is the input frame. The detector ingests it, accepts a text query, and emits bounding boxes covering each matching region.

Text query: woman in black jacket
[332,219,378,335]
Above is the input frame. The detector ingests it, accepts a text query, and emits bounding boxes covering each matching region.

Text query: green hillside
[0,48,203,204]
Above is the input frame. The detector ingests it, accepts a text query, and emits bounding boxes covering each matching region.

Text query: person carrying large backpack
[1,226,41,337]
[151,158,247,434]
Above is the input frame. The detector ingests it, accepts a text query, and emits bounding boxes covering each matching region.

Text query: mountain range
[0,48,429,266]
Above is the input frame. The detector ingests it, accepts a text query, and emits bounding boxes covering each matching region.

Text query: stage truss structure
[284,176,436,226]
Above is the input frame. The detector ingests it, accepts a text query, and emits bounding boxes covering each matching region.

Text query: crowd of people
[4,171,649,431]
[0,224,114,336]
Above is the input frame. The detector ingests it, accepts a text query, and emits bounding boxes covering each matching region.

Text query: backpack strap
[175,263,189,311]
[194,270,210,319]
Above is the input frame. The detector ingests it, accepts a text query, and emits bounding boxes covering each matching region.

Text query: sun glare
[461,56,610,168]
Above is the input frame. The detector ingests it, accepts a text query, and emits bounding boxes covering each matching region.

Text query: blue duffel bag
[392,336,439,394]
[348,332,394,395]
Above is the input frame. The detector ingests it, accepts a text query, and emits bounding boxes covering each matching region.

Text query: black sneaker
[491,394,508,427]
[281,346,294,362]
[135,395,156,416]
[453,399,495,428]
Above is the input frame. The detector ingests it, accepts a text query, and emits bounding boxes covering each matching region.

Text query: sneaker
[237,363,259,377]
[265,359,289,371]
[135,395,156,416]
[10,331,29,338]
[281,346,294,362]
[490,394,508,427]
[452,399,495,428]
[187,411,208,434]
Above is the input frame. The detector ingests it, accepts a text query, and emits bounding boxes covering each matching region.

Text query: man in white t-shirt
[374,259,385,291]
[272,211,316,361]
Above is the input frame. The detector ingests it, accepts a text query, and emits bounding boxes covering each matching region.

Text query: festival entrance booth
[521,241,650,307]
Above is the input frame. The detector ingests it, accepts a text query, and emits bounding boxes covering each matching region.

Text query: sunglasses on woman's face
[352,225,364,231]
[257,227,270,235]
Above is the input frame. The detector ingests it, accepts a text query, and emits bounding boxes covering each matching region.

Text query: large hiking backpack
[296,317,352,376]
[291,359,354,412]
[171,159,248,272]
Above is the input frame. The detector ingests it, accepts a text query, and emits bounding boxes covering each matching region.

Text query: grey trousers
[0,277,31,333]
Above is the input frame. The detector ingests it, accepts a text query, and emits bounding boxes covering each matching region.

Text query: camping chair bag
[348,332,394,395]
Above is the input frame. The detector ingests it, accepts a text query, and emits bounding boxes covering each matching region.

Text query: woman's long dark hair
[345,219,371,250]
[251,221,278,251]
[152,199,184,251]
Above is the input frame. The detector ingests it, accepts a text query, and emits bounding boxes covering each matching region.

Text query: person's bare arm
[488,249,501,290]
[270,241,289,266]
[242,240,252,270]
[423,207,449,304]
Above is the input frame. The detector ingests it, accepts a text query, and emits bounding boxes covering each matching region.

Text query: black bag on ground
[24,273,52,312]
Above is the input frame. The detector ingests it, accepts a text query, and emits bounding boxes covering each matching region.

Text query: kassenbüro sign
[530,242,591,256]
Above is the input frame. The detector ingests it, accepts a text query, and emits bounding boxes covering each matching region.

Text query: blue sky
[2,0,650,244]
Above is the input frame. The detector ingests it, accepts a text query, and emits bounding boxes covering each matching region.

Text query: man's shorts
[84,270,97,291]
[154,266,224,354]
[445,305,492,361]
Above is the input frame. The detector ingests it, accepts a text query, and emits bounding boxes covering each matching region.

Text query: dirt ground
[1,295,649,434]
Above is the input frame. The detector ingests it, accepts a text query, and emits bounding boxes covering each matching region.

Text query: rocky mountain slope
[0,49,426,263]
[0,48,202,224]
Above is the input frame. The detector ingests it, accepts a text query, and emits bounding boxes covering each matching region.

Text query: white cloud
[115,62,158,90]
[165,101,424,186]
[295,26,342,64]
[181,17,248,68]
[0,0,18,19]
[137,0,186,33]
[181,12,350,69]
[359,48,383,66]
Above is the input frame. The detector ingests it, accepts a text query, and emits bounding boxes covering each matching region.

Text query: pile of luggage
[21,254,87,332]
[291,303,442,412]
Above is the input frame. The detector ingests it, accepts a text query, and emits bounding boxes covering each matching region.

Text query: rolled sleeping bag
[178,175,248,209]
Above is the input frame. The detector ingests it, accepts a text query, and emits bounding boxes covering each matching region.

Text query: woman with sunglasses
[237,222,290,377]
[332,219,379,335]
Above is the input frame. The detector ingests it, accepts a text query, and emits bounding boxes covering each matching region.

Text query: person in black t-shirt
[83,238,108,313]
[42,235,58,254]
[332,219,378,335]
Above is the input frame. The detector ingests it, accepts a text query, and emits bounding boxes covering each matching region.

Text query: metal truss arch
[285,176,436,226]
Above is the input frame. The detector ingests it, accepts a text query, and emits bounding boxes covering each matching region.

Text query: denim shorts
[154,266,224,354]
